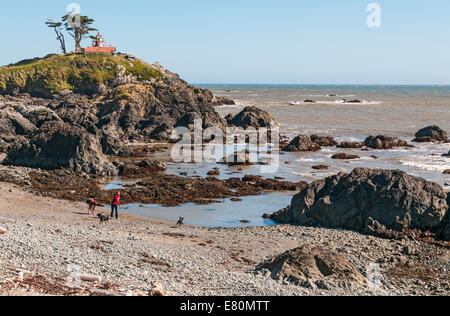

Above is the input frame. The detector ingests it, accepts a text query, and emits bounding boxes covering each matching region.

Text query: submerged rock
[3,122,116,175]
[271,168,449,240]
[283,135,321,152]
[413,126,448,143]
[312,165,330,170]
[344,99,363,104]
[331,153,360,160]
[256,244,366,289]
[364,135,409,149]
[207,168,221,176]
[337,141,364,149]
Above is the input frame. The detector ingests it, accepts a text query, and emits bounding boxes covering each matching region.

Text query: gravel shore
[0,182,448,296]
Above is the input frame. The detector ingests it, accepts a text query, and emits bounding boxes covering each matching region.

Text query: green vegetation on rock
[0,53,161,97]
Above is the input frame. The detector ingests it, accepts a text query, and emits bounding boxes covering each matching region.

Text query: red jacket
[112,195,121,206]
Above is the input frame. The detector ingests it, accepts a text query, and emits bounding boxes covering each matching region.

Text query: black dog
[176,217,184,227]
[97,213,110,224]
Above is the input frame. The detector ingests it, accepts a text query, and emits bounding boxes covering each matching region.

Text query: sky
[1,0,450,84]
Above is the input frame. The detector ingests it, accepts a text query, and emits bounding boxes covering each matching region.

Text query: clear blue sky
[1,0,450,84]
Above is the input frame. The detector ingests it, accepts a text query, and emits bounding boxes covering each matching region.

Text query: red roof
[84,46,117,53]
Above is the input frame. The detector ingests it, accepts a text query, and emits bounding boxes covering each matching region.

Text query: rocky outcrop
[364,135,409,149]
[0,54,231,146]
[0,55,236,173]
[271,168,449,240]
[256,244,365,289]
[226,106,274,129]
[283,135,321,152]
[310,135,338,147]
[3,122,116,175]
[413,126,448,143]
[97,76,227,142]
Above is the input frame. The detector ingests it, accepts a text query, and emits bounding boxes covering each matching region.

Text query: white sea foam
[289,100,381,106]
[400,156,450,173]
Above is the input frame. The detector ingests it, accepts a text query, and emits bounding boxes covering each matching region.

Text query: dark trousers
[111,205,119,219]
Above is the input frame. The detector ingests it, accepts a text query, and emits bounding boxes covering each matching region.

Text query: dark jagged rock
[116,160,166,178]
[310,135,338,147]
[283,135,321,152]
[413,126,448,143]
[271,168,449,240]
[213,96,235,106]
[443,169,450,175]
[364,135,409,149]
[0,108,35,153]
[256,244,365,289]
[331,153,360,160]
[3,122,116,175]
[226,106,274,129]
[337,141,364,149]
[443,195,450,241]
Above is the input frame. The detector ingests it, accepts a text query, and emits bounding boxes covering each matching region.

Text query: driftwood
[0,265,137,296]
[79,274,102,283]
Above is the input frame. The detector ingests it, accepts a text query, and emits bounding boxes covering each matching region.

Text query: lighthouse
[84,32,117,54]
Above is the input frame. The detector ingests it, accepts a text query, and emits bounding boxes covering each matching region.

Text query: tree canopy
[62,15,97,52]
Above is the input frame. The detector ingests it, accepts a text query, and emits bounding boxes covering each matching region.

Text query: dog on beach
[97,213,110,224]
[176,217,184,227]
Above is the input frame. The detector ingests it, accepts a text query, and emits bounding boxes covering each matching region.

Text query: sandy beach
[0,181,448,296]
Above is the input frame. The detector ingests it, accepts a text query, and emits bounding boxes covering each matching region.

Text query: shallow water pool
[120,192,293,228]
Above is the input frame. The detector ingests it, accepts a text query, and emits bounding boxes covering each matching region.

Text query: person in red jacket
[110,191,121,220]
